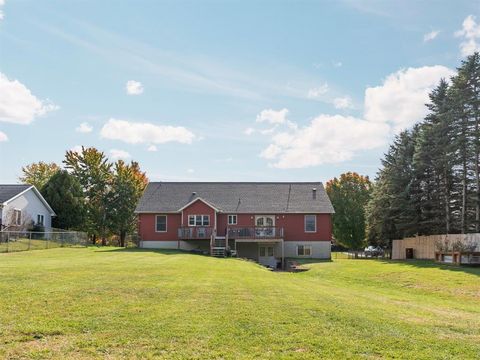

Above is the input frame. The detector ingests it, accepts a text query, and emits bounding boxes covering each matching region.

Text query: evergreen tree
[42,170,87,230]
[366,53,480,244]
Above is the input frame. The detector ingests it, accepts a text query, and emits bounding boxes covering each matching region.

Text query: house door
[259,245,276,268]
[255,215,275,237]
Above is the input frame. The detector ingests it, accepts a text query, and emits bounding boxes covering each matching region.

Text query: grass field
[0,248,479,359]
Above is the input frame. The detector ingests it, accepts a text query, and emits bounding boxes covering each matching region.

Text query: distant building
[0,184,56,231]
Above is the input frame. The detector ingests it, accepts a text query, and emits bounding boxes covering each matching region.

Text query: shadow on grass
[377,259,480,276]
[89,246,188,256]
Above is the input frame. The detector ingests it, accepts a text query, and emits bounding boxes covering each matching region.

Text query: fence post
[46,234,49,249]
[28,232,32,250]
[6,232,9,253]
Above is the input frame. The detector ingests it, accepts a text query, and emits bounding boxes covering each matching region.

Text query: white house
[0,184,56,231]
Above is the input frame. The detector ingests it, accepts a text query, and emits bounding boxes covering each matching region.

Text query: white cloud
[244,127,255,135]
[0,73,58,124]
[147,145,157,152]
[75,122,93,133]
[100,118,195,144]
[256,108,289,124]
[333,96,354,109]
[260,65,454,168]
[125,80,144,95]
[0,130,8,142]
[333,61,342,68]
[70,145,83,153]
[423,30,440,42]
[261,115,390,169]
[455,15,480,57]
[307,83,329,99]
[364,65,455,132]
[110,149,131,160]
[187,168,195,173]
[0,0,4,21]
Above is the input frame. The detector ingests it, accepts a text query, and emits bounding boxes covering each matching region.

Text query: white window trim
[14,209,22,226]
[228,214,237,225]
[297,245,313,257]
[259,245,275,258]
[255,215,275,227]
[188,214,210,227]
[304,215,316,233]
[37,214,44,226]
[155,215,168,233]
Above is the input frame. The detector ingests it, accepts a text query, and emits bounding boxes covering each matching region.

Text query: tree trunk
[462,158,467,234]
[92,234,96,245]
[475,120,480,233]
[120,230,126,247]
[444,168,451,234]
[101,236,106,246]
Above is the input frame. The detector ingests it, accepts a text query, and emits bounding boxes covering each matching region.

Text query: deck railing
[227,226,284,239]
[177,227,213,240]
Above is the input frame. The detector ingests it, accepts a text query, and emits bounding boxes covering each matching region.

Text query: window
[297,245,312,256]
[202,215,210,226]
[304,215,316,232]
[188,214,210,226]
[37,214,44,226]
[14,209,21,225]
[228,214,237,225]
[267,247,274,256]
[259,246,266,257]
[259,246,274,257]
[155,215,167,232]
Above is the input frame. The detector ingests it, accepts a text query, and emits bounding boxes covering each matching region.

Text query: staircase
[211,235,227,257]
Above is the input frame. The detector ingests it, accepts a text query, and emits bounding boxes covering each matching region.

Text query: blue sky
[0,0,479,184]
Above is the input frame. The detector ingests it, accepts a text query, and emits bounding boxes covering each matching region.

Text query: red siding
[138,213,181,241]
[139,205,332,242]
[181,200,216,227]
[217,213,331,241]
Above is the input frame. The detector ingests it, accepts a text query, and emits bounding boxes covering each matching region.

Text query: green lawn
[0,248,479,359]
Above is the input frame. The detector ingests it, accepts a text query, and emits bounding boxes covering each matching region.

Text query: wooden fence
[392,233,480,260]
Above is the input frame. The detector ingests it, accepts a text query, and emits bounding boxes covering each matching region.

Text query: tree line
[326,53,480,250]
[19,147,147,246]
[366,53,480,247]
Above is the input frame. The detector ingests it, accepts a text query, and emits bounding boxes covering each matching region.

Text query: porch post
[281,240,284,270]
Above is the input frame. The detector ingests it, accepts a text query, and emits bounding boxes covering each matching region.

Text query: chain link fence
[0,230,88,253]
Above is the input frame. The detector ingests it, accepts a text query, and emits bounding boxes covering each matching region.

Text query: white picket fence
[392,233,480,260]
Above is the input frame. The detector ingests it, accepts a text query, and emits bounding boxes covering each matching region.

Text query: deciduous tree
[19,162,60,190]
[326,172,372,249]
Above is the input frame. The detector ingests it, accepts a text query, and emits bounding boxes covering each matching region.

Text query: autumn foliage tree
[326,172,372,249]
[19,162,60,190]
[106,160,148,247]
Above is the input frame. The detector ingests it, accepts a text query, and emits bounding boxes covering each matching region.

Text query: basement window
[297,245,312,257]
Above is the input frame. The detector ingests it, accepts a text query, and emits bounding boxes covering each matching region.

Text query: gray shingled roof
[0,184,32,204]
[135,182,334,213]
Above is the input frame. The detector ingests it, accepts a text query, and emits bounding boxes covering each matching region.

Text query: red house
[135,182,334,267]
